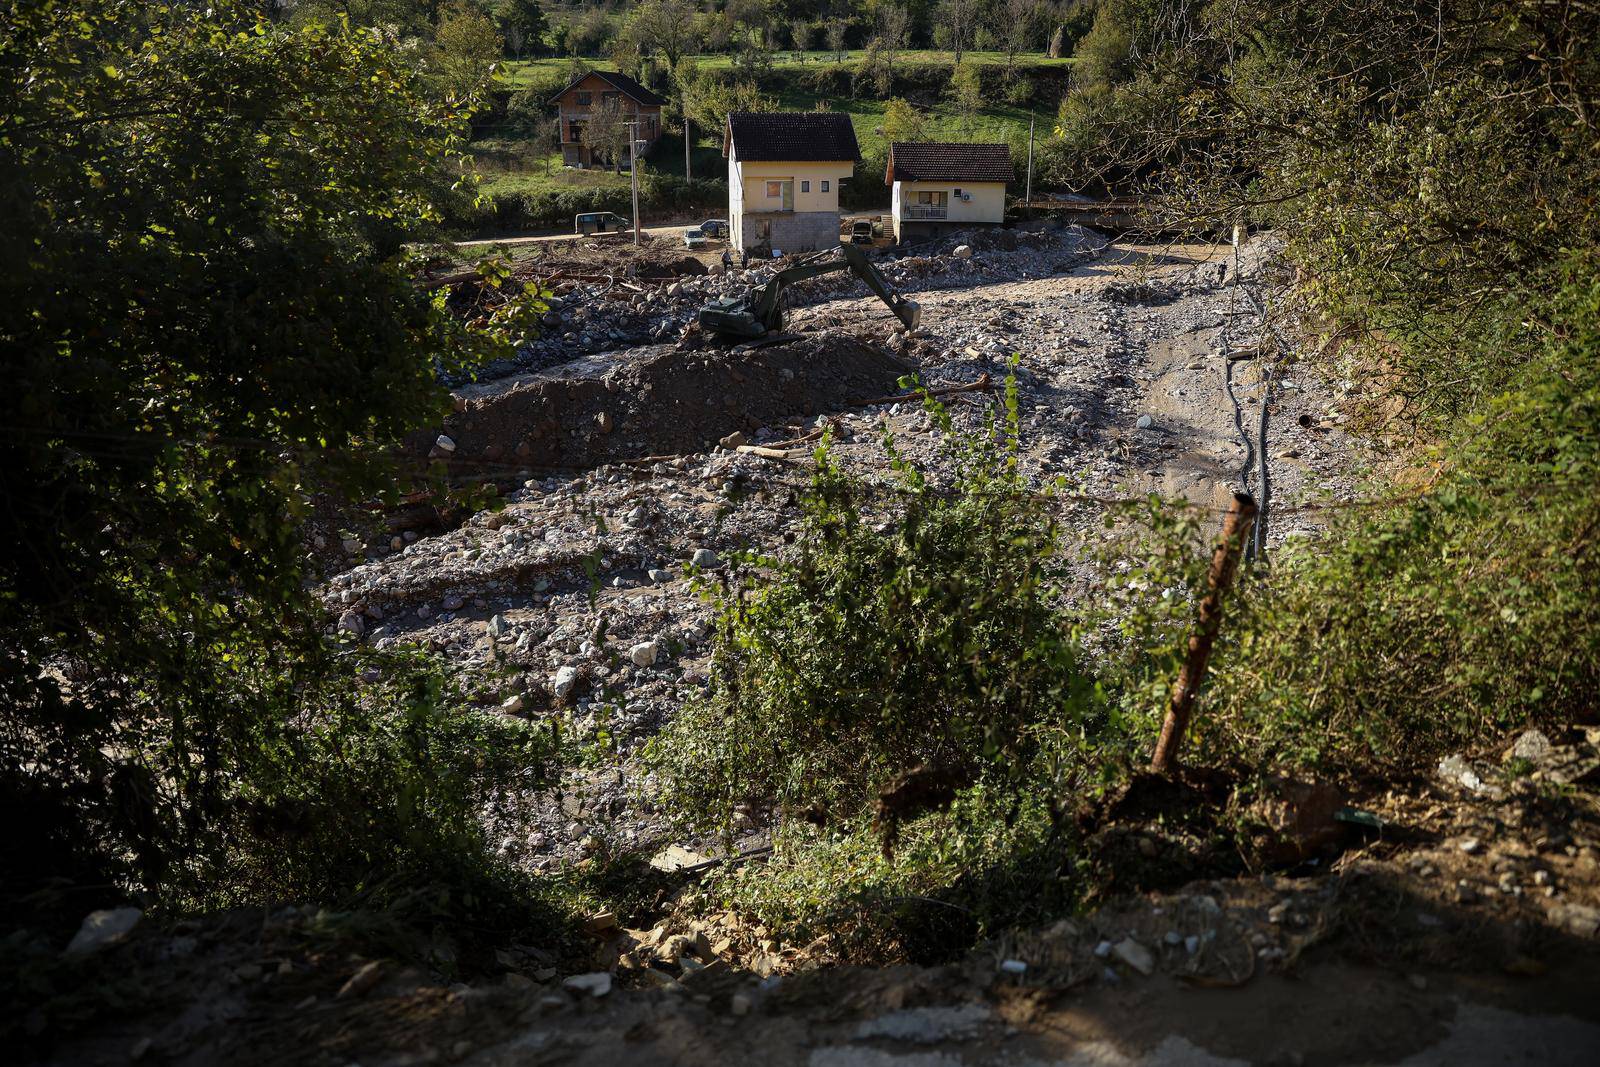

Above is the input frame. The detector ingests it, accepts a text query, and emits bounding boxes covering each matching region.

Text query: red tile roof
[725,112,860,162]
[887,142,1015,184]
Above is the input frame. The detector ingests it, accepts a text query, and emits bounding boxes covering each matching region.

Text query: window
[954,188,963,197]
[575,91,592,106]
[801,180,810,193]
[766,181,782,198]
[821,180,829,192]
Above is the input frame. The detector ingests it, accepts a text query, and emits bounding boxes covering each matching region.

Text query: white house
[725,112,859,256]
[886,142,1014,244]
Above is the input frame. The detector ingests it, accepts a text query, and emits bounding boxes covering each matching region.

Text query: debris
[584,911,618,935]
[1112,938,1155,976]
[552,665,579,701]
[337,961,384,1000]
[691,548,719,569]
[562,972,612,997]
[1506,729,1552,762]
[998,958,1028,975]
[65,907,141,956]
[629,640,661,667]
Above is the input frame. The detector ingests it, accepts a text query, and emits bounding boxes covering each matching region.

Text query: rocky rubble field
[320,228,1368,872]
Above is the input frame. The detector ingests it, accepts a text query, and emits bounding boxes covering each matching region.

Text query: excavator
[697,241,922,344]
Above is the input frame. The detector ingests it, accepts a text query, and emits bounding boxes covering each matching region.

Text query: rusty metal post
[1150,492,1257,774]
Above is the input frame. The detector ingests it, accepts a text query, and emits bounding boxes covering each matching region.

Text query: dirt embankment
[414,332,910,473]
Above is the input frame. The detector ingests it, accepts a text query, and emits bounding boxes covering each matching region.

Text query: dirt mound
[421,332,909,472]
[510,238,710,284]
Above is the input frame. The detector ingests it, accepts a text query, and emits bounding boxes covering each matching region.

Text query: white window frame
[821,180,830,192]
[801,180,810,193]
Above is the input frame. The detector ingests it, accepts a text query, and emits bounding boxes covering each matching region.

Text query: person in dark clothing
[739,249,749,268]
[720,249,732,273]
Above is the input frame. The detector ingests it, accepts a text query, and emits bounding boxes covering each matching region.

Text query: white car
[683,226,708,249]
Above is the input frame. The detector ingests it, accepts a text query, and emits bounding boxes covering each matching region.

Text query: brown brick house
[547,69,667,170]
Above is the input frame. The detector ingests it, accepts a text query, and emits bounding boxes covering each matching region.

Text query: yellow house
[886,142,1014,244]
[725,112,858,256]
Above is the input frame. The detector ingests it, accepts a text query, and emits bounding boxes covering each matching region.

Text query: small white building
[887,142,1014,244]
[726,112,859,256]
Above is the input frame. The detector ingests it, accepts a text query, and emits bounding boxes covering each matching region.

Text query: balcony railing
[903,203,949,220]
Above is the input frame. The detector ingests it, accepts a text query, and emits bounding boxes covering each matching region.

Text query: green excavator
[697,241,922,343]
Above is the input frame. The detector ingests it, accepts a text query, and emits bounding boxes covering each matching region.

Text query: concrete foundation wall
[737,210,840,255]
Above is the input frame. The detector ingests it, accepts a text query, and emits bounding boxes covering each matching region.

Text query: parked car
[574,211,629,235]
[683,225,708,249]
[699,219,729,239]
[849,220,875,245]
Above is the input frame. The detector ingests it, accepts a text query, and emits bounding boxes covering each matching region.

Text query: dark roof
[887,142,1015,184]
[548,69,668,107]
[725,112,860,162]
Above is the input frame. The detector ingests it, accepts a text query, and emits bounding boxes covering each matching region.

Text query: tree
[825,16,849,61]
[996,0,1035,77]
[882,97,928,142]
[583,97,633,169]
[495,0,546,58]
[432,0,504,98]
[935,0,977,65]
[0,0,552,915]
[949,60,983,133]
[685,76,776,135]
[628,0,701,69]
[875,4,909,85]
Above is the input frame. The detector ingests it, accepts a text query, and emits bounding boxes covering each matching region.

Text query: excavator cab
[698,243,921,344]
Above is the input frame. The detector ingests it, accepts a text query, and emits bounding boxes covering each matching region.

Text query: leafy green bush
[648,379,1100,834]
[1202,262,1600,772]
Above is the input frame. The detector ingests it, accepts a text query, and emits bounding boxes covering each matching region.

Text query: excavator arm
[698,244,922,342]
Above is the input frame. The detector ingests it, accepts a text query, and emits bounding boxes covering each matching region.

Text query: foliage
[1202,262,1600,772]
[647,378,1099,834]
[948,59,983,129]
[431,0,505,98]
[881,97,928,142]
[0,0,551,922]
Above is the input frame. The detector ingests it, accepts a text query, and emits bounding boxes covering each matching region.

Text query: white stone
[435,434,456,453]
[1112,938,1155,976]
[65,907,141,955]
[998,958,1028,975]
[629,640,660,667]
[1136,414,1154,429]
[691,548,719,569]
[952,244,974,259]
[561,970,611,997]
[337,611,365,637]
[552,665,579,700]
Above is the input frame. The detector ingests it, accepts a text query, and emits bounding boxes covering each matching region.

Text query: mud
[418,332,909,473]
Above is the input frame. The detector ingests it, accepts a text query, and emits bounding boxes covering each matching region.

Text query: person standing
[721,248,732,273]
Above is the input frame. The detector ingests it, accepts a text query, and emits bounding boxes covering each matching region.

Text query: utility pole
[684,117,692,181]
[628,120,641,248]
[1025,115,1035,218]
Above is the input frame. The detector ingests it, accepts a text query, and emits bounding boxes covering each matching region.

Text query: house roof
[725,112,860,162]
[547,69,668,107]
[887,142,1015,184]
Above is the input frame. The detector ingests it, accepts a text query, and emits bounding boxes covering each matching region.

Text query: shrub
[647,378,1100,835]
